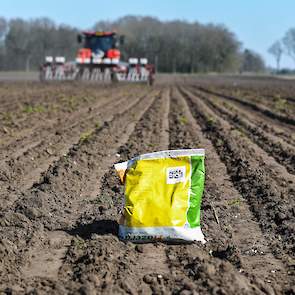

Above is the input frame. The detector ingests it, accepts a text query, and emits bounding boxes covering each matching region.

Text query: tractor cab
[76,31,122,65]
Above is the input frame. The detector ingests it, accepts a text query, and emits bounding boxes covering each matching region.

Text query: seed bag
[114,149,205,243]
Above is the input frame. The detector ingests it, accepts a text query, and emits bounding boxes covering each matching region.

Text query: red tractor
[40,31,155,85]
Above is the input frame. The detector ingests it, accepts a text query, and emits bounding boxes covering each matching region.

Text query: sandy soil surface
[0,75,294,294]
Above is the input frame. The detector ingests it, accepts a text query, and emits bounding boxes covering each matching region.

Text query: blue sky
[1,0,294,68]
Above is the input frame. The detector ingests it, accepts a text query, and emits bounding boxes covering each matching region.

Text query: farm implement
[40,31,155,85]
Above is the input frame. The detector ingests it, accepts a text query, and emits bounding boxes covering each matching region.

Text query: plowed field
[0,76,294,294]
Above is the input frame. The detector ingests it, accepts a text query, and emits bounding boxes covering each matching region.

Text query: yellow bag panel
[124,157,191,227]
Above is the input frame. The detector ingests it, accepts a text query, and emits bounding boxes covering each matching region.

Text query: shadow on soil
[66,220,201,246]
[67,219,119,239]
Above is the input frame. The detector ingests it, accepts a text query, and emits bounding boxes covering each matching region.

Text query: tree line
[0,15,265,73]
[269,29,295,72]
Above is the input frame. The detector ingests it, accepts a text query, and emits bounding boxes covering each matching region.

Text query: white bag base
[119,225,205,244]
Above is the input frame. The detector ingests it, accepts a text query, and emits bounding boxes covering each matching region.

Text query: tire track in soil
[170,88,292,294]
[180,88,295,292]
[0,88,160,292]
[0,87,148,211]
[192,88,295,175]
[197,86,295,126]
[51,88,172,294]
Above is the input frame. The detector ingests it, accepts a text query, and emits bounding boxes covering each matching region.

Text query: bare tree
[0,17,7,69]
[0,17,7,39]
[268,40,283,71]
[283,28,295,64]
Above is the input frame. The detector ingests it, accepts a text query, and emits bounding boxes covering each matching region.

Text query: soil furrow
[188,75,295,111]
[0,88,128,161]
[197,86,295,126]
[180,88,295,274]
[0,83,111,142]
[193,88,295,174]
[182,88,295,198]
[0,88,148,211]
[55,88,173,294]
[0,88,160,291]
[0,88,168,294]
[200,85,295,116]
[168,88,292,294]
[194,86,295,147]
[0,84,148,153]
[0,85,136,157]
[1,76,295,294]
[0,82,110,116]
[205,91,295,147]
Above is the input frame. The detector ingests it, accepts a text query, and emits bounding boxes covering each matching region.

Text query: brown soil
[0,76,294,295]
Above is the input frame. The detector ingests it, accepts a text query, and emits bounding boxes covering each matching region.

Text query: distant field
[0,71,39,81]
[1,70,295,82]
[276,74,295,80]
